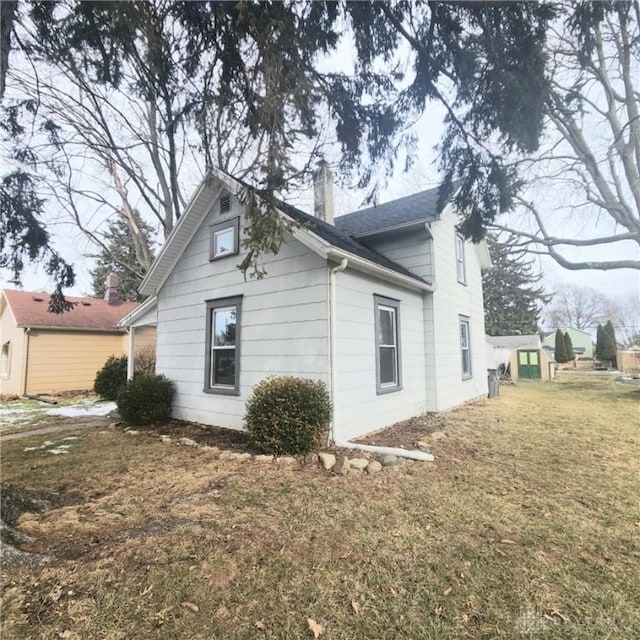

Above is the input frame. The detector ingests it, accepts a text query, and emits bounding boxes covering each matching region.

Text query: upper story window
[205,296,242,395]
[455,233,466,284]
[209,217,240,261]
[374,295,402,394]
[459,316,472,379]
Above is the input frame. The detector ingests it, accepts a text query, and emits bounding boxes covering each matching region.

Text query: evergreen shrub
[116,374,175,425]
[94,355,128,400]
[245,376,332,456]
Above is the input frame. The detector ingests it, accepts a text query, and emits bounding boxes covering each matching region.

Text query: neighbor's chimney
[104,272,120,305]
[313,161,334,225]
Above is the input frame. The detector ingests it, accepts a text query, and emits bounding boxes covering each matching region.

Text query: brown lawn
[1,374,639,639]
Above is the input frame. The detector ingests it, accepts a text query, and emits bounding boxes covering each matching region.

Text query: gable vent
[81,301,92,306]
[32,296,44,302]
[219,192,231,214]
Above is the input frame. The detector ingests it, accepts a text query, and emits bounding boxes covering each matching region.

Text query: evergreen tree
[603,320,618,367]
[554,330,568,363]
[90,214,154,302]
[483,234,549,336]
[564,331,575,361]
[595,324,605,360]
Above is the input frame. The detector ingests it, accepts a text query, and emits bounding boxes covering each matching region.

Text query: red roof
[2,289,138,331]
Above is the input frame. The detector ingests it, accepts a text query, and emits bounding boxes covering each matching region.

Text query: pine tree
[564,331,575,360]
[595,324,605,360]
[483,234,549,336]
[603,320,618,367]
[90,214,154,302]
[554,330,568,363]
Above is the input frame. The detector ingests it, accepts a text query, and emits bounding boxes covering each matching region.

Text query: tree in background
[603,321,618,367]
[544,284,616,330]
[90,213,155,302]
[555,330,569,363]
[483,233,549,336]
[595,324,605,360]
[564,331,575,361]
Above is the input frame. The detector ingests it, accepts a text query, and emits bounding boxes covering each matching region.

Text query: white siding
[366,229,433,281]
[333,270,428,441]
[155,194,329,429]
[429,209,488,410]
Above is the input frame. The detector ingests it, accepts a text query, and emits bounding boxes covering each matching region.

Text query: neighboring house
[0,281,149,396]
[542,327,594,359]
[123,167,491,443]
[486,334,556,381]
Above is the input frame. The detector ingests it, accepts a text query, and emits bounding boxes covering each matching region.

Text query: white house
[122,167,490,442]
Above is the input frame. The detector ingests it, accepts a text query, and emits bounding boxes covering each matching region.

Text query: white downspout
[126,327,135,380]
[328,258,348,444]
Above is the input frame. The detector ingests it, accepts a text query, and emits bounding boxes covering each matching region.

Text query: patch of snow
[49,448,70,455]
[23,446,39,451]
[63,436,80,441]
[46,401,116,418]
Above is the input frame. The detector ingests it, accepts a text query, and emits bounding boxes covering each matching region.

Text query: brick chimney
[104,272,120,305]
[313,161,334,225]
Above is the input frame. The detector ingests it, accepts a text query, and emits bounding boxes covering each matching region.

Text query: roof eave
[119,296,157,327]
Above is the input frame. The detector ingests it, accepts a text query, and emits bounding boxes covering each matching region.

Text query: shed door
[518,351,541,379]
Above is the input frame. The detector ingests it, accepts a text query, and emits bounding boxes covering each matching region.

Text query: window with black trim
[374,295,402,393]
[455,233,466,284]
[459,316,472,379]
[205,296,241,394]
[209,217,239,261]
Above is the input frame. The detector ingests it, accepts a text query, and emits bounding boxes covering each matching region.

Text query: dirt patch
[353,412,450,449]
[1,484,82,566]
[123,420,250,450]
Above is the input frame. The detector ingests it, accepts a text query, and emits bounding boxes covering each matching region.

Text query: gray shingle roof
[276,200,428,284]
[486,335,541,349]
[334,185,441,237]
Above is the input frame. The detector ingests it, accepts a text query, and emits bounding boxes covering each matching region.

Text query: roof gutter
[326,248,433,293]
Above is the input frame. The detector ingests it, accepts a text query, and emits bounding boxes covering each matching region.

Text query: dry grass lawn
[1,375,639,639]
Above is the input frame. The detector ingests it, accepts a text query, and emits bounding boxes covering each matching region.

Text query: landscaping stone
[125,430,140,436]
[333,457,350,475]
[366,460,383,474]
[349,458,369,471]
[431,431,446,442]
[254,454,274,462]
[228,452,252,461]
[178,437,199,447]
[380,454,399,467]
[160,435,172,444]
[219,450,234,460]
[276,456,296,464]
[200,445,220,454]
[318,452,336,470]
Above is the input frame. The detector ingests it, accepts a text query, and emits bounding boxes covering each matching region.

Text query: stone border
[123,430,433,476]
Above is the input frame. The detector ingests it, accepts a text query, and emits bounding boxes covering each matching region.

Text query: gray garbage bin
[487,369,500,398]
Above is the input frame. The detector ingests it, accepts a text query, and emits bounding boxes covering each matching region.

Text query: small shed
[486,334,556,381]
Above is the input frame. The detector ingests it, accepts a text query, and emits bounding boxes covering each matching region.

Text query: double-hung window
[209,217,240,261]
[459,316,472,379]
[205,296,241,394]
[455,233,466,284]
[374,295,401,393]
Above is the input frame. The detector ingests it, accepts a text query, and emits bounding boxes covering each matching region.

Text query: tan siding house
[0,288,141,396]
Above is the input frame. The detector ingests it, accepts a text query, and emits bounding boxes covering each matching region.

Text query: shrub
[116,374,175,426]
[134,345,156,375]
[94,355,128,400]
[245,376,332,456]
